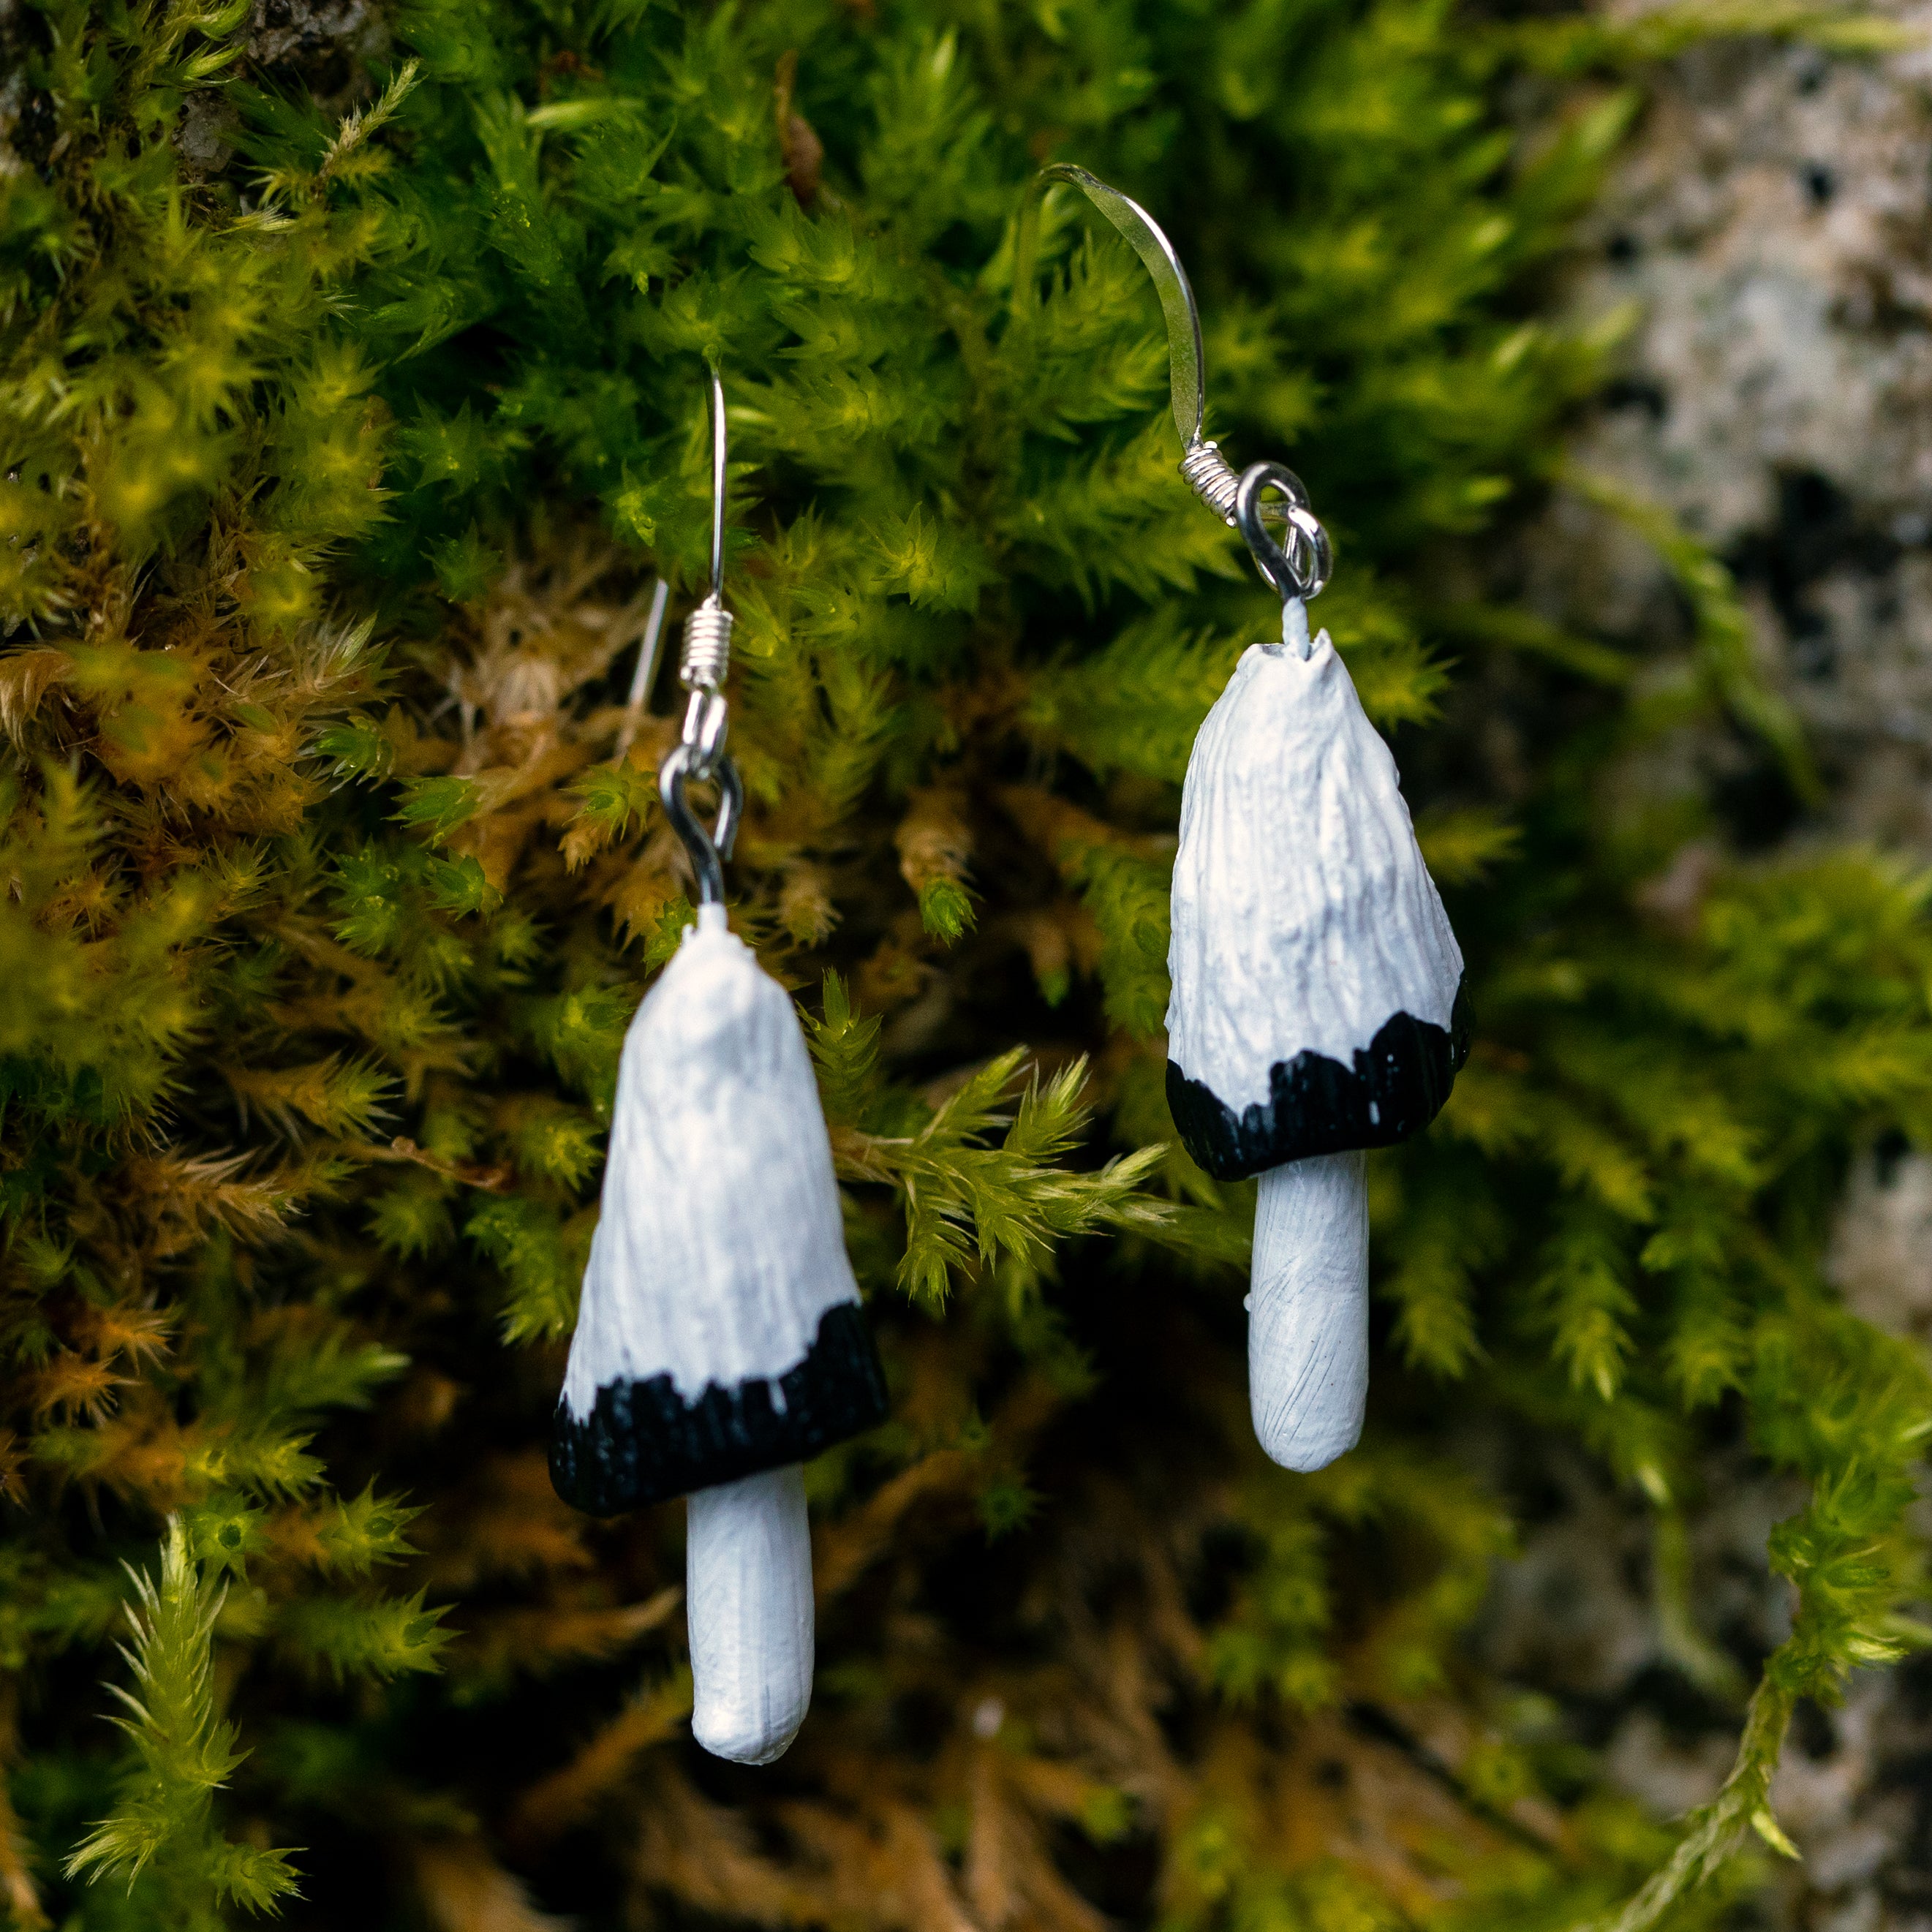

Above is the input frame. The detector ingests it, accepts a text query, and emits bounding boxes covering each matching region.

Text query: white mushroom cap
[1167,633,1463,1110]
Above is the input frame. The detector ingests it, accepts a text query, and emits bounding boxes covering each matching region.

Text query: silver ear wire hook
[660,363,742,906]
[1036,165,1213,480]
[1033,165,1332,636]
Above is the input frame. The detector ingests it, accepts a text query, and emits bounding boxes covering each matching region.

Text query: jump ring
[1235,461,1331,602]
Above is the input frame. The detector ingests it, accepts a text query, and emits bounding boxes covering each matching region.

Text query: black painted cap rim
[1167,980,1471,1181]
[550,1299,888,1515]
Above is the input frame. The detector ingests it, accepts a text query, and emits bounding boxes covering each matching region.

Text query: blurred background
[7,1,1932,1928]
[1505,21,1932,1925]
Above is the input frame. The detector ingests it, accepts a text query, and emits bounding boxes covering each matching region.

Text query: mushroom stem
[1248,1150,1369,1472]
[687,1463,814,1765]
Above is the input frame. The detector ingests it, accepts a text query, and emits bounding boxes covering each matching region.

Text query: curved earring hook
[1031,165,1332,627]
[1038,163,1207,456]
[660,362,742,906]
[705,362,727,605]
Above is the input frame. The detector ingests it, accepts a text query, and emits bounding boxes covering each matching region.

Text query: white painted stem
[687,1464,814,1765]
[1248,1150,1369,1472]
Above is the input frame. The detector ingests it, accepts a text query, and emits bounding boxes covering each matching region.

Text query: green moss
[2,1,1927,1928]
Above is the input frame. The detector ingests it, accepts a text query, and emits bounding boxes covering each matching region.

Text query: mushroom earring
[1035,168,1468,1472]
[550,368,887,1763]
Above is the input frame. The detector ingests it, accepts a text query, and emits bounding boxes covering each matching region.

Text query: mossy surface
[2,3,1928,1928]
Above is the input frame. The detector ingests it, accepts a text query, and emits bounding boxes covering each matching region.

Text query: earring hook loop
[1235,462,1332,603]
[661,361,742,907]
[660,740,743,906]
[1030,164,1331,600]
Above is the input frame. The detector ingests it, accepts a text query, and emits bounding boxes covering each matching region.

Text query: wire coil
[680,597,734,693]
[1179,440,1242,525]
[1040,167,1338,611]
